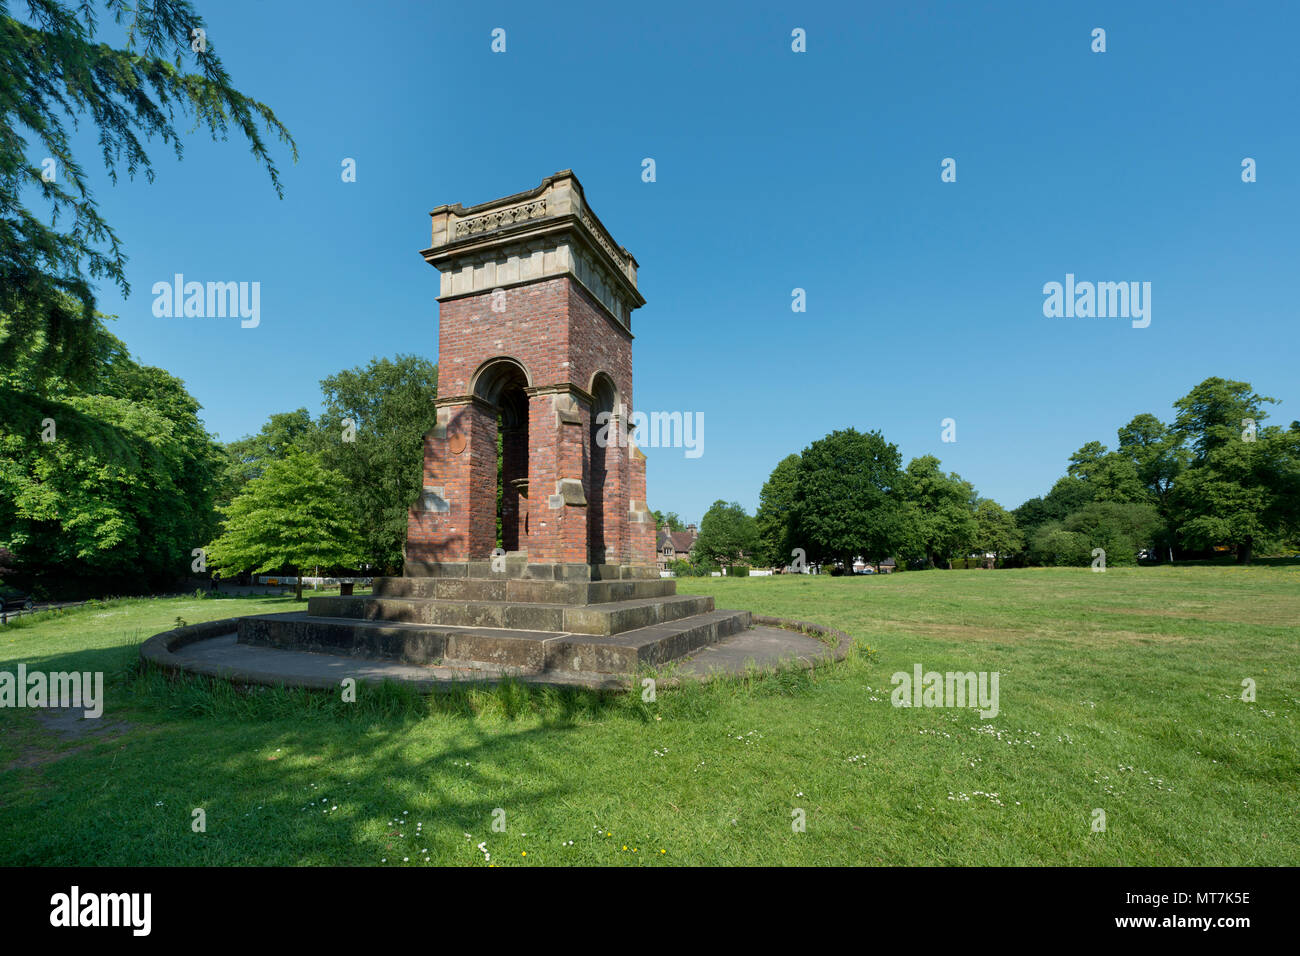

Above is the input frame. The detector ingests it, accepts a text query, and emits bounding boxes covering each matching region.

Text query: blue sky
[74,0,1299,520]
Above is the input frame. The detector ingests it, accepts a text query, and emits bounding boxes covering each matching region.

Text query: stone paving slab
[672,625,837,676]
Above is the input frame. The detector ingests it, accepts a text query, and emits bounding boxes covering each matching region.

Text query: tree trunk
[294,566,303,602]
[1238,536,1254,565]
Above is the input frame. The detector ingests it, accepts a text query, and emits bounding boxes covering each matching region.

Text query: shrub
[1029,524,1094,566]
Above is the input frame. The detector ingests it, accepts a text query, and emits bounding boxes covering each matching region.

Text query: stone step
[372,575,677,605]
[540,608,753,674]
[400,561,661,582]
[305,593,713,636]
[235,607,753,675]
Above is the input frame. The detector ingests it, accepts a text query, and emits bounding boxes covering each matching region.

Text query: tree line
[1,303,436,597]
[687,377,1299,573]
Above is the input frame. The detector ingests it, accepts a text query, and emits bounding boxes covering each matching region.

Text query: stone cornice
[420,171,646,329]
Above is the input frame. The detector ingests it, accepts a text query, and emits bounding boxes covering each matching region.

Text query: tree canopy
[205,451,363,600]
[693,499,758,570]
[0,0,295,385]
[1,301,224,593]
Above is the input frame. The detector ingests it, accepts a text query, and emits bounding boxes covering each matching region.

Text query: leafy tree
[653,510,685,533]
[0,308,223,593]
[315,355,438,574]
[1,0,296,386]
[220,408,319,504]
[754,453,800,567]
[795,428,906,568]
[1011,495,1051,538]
[1068,441,1148,504]
[1169,377,1299,563]
[1066,441,1110,482]
[667,557,710,577]
[1041,475,1095,519]
[1062,501,1162,566]
[693,500,758,570]
[1027,524,1093,567]
[1116,413,1186,510]
[973,498,1023,565]
[206,452,363,600]
[1014,475,1095,543]
[898,455,978,568]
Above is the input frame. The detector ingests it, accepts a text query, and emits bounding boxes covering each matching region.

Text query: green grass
[0,566,1296,866]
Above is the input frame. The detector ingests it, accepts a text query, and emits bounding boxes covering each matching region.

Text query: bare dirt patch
[3,708,135,771]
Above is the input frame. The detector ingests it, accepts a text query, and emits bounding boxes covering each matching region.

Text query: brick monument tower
[405,171,658,578]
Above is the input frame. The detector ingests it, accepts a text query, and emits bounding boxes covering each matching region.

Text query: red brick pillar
[597,404,628,565]
[501,424,528,552]
[405,399,497,567]
[527,390,589,565]
[627,440,656,568]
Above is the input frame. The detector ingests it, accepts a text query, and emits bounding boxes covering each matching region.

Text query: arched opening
[472,358,531,554]
[588,373,618,564]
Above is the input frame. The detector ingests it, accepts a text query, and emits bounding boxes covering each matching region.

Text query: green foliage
[220,408,319,504]
[205,451,365,599]
[755,453,800,567]
[1068,441,1149,504]
[694,500,758,569]
[1168,378,1299,562]
[653,510,685,533]
[1117,413,1186,508]
[1021,379,1298,565]
[0,0,296,386]
[897,455,978,568]
[0,305,223,592]
[315,355,438,574]
[1063,501,1163,566]
[795,428,907,566]
[1027,524,1093,566]
[667,557,712,577]
[214,355,438,575]
[973,498,1023,561]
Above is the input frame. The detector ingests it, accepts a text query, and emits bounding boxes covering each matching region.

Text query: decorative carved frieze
[423,171,645,329]
[454,199,548,239]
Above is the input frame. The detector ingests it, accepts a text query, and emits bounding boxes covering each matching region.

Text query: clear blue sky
[79,0,1299,521]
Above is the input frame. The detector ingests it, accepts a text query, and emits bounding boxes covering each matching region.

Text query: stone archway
[471,358,531,554]
[587,373,619,564]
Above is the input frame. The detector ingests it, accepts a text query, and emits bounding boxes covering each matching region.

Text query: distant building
[656,524,698,572]
[850,556,897,574]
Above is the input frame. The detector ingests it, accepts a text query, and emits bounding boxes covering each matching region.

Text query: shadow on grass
[0,612,861,864]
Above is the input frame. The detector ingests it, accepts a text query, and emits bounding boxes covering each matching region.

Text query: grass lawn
[0,567,1295,866]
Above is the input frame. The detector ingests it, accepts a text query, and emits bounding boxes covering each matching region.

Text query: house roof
[656,529,697,552]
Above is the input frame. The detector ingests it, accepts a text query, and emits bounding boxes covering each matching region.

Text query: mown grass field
[0,566,1295,866]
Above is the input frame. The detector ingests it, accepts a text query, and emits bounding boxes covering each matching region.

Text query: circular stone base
[139,616,853,693]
